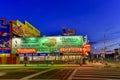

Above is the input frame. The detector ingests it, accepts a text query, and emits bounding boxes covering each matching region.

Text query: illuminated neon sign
[83,44,91,52]
[60,37,79,42]
[12,36,84,53]
[60,47,90,53]
[17,48,36,54]
[60,48,83,53]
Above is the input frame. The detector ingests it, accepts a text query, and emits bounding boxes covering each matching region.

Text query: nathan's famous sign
[11,20,40,37]
[12,36,83,53]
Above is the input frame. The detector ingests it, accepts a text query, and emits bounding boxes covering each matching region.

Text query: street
[0,63,120,80]
[69,67,120,80]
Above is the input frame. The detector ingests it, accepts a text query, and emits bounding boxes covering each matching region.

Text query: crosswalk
[71,68,120,80]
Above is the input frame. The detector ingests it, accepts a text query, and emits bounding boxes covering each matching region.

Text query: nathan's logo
[60,37,79,42]
[42,38,56,47]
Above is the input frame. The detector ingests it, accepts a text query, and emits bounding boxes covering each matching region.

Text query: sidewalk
[0,63,105,68]
[106,62,120,67]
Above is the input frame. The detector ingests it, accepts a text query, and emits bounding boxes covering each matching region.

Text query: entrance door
[7,57,11,64]
[7,57,16,64]
[12,57,16,64]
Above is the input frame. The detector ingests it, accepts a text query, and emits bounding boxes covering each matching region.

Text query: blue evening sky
[0,0,120,50]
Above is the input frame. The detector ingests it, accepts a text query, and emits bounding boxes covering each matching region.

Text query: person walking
[79,58,83,66]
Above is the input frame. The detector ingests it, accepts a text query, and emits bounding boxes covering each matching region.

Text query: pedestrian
[88,58,91,63]
[79,58,83,66]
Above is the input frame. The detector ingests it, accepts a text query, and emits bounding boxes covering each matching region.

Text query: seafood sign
[0,19,10,49]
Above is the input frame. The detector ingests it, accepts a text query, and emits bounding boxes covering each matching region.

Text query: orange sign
[83,44,91,52]
[60,48,82,53]
[17,48,36,54]
[60,46,90,53]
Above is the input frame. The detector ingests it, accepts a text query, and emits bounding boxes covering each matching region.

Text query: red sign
[68,29,76,35]
[17,48,36,54]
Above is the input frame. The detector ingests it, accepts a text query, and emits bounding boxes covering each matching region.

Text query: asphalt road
[69,67,120,80]
[0,64,120,80]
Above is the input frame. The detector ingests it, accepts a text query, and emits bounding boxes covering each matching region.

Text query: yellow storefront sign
[12,20,40,37]
[24,21,40,37]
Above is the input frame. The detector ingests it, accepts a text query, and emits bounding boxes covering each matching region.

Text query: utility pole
[103,33,106,58]
[103,27,114,58]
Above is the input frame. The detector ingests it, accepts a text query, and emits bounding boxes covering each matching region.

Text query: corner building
[12,36,90,64]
